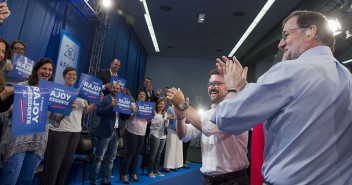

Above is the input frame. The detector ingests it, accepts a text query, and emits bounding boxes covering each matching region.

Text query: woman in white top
[147,99,169,178]
[41,67,99,185]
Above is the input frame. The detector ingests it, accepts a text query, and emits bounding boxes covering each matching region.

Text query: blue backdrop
[0,0,147,96]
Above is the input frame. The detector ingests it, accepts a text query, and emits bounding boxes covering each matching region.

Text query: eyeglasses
[13,47,25,51]
[281,27,305,40]
[207,81,225,88]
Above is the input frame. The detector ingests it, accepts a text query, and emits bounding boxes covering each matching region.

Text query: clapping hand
[0,0,11,22]
[216,56,248,91]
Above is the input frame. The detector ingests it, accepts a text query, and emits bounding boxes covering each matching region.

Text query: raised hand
[166,87,185,108]
[0,0,10,22]
[216,56,248,91]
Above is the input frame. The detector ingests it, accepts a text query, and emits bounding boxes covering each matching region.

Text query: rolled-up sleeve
[211,63,293,135]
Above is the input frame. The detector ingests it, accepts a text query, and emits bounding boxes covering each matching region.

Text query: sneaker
[155,171,164,176]
[148,172,155,178]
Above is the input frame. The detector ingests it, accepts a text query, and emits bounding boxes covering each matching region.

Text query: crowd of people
[1,1,352,185]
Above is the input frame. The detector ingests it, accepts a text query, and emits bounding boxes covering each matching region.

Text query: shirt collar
[110,69,118,76]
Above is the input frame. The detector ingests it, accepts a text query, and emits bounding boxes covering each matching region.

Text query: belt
[114,128,119,131]
[202,169,247,183]
[263,182,272,185]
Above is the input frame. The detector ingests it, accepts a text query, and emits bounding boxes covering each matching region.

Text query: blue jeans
[89,131,119,184]
[0,151,41,185]
[148,134,166,173]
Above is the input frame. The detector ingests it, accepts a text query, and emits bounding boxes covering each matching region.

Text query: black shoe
[130,174,140,182]
[101,182,112,185]
[120,175,130,184]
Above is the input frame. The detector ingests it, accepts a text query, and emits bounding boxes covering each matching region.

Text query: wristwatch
[179,102,190,111]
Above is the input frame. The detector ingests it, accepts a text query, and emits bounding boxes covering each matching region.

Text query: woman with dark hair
[0,58,70,185]
[0,37,9,77]
[41,67,99,185]
[120,89,149,184]
[3,40,26,84]
[148,99,169,178]
[7,40,26,61]
[0,37,14,112]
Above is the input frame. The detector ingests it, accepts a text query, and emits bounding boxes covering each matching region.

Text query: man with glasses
[166,69,249,185]
[212,10,352,184]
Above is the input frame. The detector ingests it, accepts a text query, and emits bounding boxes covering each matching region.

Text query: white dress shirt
[182,104,249,176]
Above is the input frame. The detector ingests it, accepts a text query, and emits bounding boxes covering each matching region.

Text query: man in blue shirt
[211,10,352,184]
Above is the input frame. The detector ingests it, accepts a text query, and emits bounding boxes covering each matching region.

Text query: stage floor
[68,162,202,185]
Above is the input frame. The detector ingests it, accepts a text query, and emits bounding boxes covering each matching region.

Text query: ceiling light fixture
[198,13,205,23]
[342,58,352,64]
[140,0,160,52]
[228,0,276,57]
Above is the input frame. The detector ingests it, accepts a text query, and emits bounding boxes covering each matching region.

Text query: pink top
[126,115,148,136]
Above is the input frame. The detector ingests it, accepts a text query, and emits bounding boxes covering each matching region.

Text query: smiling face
[37,63,54,81]
[64,70,77,86]
[157,100,165,112]
[144,79,152,88]
[278,16,307,61]
[0,42,5,61]
[208,74,227,105]
[110,59,121,73]
[110,83,121,97]
[137,91,147,101]
[13,42,26,56]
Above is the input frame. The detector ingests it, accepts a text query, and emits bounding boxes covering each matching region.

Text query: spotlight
[102,0,112,8]
[328,19,343,35]
[198,109,205,116]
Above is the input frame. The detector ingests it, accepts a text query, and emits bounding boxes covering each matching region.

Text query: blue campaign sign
[136,100,155,119]
[110,76,127,89]
[113,92,132,115]
[77,73,103,104]
[7,54,36,81]
[12,85,50,136]
[38,79,78,116]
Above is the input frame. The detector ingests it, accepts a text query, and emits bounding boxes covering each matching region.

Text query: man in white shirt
[167,70,249,185]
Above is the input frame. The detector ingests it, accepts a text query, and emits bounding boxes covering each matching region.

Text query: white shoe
[148,172,156,178]
[155,171,164,176]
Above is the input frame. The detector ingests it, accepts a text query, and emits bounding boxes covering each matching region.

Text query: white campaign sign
[54,31,81,85]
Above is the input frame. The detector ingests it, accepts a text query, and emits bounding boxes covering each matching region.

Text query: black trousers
[41,130,81,185]
[201,172,249,185]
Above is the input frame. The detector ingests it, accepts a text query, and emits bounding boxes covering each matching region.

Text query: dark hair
[208,69,220,79]
[63,67,76,77]
[155,99,166,117]
[0,37,9,69]
[145,77,152,82]
[28,58,55,86]
[136,89,146,100]
[7,40,26,60]
[283,10,335,51]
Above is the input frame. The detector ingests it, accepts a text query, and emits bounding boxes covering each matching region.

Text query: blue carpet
[69,162,202,185]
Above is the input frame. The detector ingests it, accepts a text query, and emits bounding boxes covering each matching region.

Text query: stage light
[198,109,205,116]
[102,0,112,8]
[328,19,343,35]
